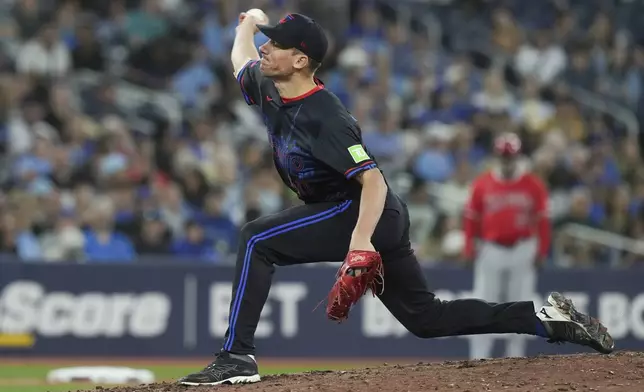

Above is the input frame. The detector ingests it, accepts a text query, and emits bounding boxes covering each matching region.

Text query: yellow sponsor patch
[0,333,35,347]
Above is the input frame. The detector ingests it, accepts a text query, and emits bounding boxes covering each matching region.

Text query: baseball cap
[494,132,522,156]
[257,13,328,63]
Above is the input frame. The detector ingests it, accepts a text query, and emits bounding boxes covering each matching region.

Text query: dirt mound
[87,351,643,392]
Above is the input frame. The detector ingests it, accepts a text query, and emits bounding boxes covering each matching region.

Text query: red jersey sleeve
[463,176,484,258]
[532,175,551,257]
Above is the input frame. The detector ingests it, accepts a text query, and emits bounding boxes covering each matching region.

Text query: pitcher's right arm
[231,10,268,106]
[230,13,260,77]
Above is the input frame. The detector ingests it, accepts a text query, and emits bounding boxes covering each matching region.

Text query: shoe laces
[204,353,223,371]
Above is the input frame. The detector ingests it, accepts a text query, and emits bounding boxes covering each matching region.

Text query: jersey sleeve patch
[347,144,370,163]
[311,122,378,179]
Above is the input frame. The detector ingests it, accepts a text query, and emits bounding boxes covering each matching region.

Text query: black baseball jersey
[237,60,382,204]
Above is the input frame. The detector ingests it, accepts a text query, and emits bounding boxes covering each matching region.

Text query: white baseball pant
[469,238,538,359]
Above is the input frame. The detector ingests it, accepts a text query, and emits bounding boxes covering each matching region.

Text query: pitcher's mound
[93,351,643,392]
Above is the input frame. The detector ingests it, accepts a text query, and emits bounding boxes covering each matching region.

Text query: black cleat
[536,292,614,354]
[178,351,261,386]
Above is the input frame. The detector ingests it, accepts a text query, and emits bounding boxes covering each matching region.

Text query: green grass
[0,362,359,392]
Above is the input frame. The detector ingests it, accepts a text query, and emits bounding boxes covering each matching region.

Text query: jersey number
[515,212,529,228]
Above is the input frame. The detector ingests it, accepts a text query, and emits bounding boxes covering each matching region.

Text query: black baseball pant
[221,194,541,354]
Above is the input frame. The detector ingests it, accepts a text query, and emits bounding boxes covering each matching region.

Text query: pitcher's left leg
[377,208,614,354]
[379,250,614,356]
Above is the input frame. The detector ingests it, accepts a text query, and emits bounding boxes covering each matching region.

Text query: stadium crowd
[1,0,644,267]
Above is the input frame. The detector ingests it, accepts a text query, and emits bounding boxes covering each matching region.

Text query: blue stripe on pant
[223,200,353,352]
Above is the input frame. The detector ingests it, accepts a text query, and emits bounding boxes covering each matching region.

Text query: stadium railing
[554,223,644,268]
[568,85,640,138]
[554,86,641,266]
[70,69,184,130]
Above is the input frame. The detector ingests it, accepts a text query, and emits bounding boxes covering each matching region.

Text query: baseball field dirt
[90,351,643,392]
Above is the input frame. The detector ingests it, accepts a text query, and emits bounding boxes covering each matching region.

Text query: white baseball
[245,8,269,25]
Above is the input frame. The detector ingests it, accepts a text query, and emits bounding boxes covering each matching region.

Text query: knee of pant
[238,221,274,264]
[406,324,438,339]
[400,305,443,339]
[240,220,264,242]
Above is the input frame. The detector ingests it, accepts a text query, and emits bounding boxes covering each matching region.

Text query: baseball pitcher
[464,132,551,359]
[178,11,612,386]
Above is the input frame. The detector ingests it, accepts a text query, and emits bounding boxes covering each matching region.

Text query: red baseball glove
[325,250,384,322]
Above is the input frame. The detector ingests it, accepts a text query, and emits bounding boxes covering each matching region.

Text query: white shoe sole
[180,374,261,386]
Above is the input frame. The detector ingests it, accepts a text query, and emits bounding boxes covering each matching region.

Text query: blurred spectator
[597,46,641,108]
[604,185,632,235]
[434,160,472,217]
[513,77,554,134]
[158,183,191,238]
[172,45,219,108]
[72,23,107,72]
[405,180,437,260]
[12,206,42,261]
[171,220,219,262]
[413,125,456,183]
[8,99,58,155]
[83,196,135,262]
[125,0,169,46]
[83,81,123,118]
[109,185,139,237]
[134,210,171,255]
[2,0,644,267]
[554,188,597,229]
[178,167,210,209]
[16,21,70,77]
[439,216,465,262]
[11,131,55,188]
[12,0,45,41]
[363,109,405,175]
[472,69,516,114]
[173,117,238,186]
[40,209,85,262]
[560,44,598,92]
[491,7,523,57]
[195,187,237,253]
[514,28,566,85]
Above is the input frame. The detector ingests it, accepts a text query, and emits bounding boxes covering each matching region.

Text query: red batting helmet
[494,132,521,156]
